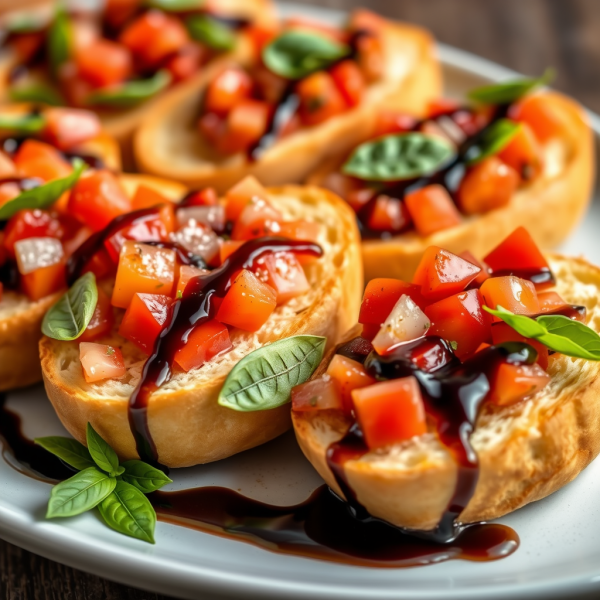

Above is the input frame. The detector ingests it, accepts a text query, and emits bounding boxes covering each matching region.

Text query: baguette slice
[133,17,441,191]
[0,172,185,392]
[293,254,600,530]
[308,92,595,282]
[40,185,363,468]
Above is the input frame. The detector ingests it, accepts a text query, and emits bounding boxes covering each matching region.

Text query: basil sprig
[464,119,522,165]
[342,132,456,182]
[47,6,71,79]
[144,0,204,11]
[9,82,65,106]
[485,305,600,360]
[186,14,235,51]
[0,158,85,221]
[0,113,46,134]
[36,423,172,543]
[468,68,555,106]
[219,335,326,411]
[42,273,98,341]
[87,70,171,108]
[263,30,350,80]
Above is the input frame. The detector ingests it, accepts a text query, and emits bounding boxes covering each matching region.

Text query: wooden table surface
[2,1,599,599]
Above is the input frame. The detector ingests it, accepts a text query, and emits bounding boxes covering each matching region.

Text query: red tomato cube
[230,197,282,241]
[176,264,208,298]
[15,236,66,300]
[484,227,550,276]
[203,67,253,116]
[352,376,427,450]
[374,111,418,137]
[225,175,269,222]
[277,219,321,244]
[131,185,170,210]
[216,269,277,332]
[118,293,172,354]
[14,140,72,182]
[219,240,244,264]
[43,108,101,151]
[489,362,550,406]
[427,98,461,118]
[354,33,384,82]
[80,342,126,383]
[366,194,411,233]
[404,184,462,237]
[82,248,114,280]
[221,99,271,154]
[459,250,491,288]
[254,251,310,304]
[291,374,343,412]
[181,188,218,207]
[497,122,543,181]
[480,276,540,316]
[174,319,232,372]
[3,209,64,258]
[75,38,132,87]
[297,71,347,126]
[491,321,549,369]
[330,59,365,107]
[326,354,376,413]
[79,287,114,342]
[509,94,567,143]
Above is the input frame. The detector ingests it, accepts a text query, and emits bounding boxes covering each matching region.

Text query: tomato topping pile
[292,228,581,451]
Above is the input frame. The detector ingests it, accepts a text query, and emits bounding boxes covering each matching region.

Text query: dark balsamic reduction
[490,267,556,288]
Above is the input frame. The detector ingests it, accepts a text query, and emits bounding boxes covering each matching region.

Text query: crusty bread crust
[308,92,595,282]
[292,254,600,530]
[133,18,442,191]
[39,185,363,467]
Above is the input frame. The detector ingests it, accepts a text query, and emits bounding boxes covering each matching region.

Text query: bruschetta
[39,177,362,468]
[133,9,441,191]
[0,0,276,162]
[292,228,600,535]
[308,81,594,282]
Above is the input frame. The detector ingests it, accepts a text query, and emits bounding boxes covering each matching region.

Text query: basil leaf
[0,158,85,220]
[186,14,235,51]
[9,83,65,106]
[42,272,98,341]
[34,436,95,471]
[47,7,71,78]
[468,68,555,106]
[0,113,46,134]
[98,481,156,543]
[144,0,203,11]
[465,119,522,165]
[120,460,173,493]
[219,335,326,411]
[342,132,456,182]
[46,467,116,518]
[86,422,120,476]
[87,70,171,108]
[485,305,600,361]
[263,30,349,80]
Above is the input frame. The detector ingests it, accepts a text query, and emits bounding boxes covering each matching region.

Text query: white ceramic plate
[2,4,600,600]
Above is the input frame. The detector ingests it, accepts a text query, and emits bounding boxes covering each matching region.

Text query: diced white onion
[170,221,220,262]
[177,205,225,231]
[14,237,63,275]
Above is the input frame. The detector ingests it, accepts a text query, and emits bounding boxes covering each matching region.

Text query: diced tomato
[15,236,66,300]
[291,374,343,412]
[75,38,132,87]
[164,43,206,83]
[198,111,226,146]
[374,111,418,137]
[13,140,72,182]
[131,185,170,211]
[277,220,321,244]
[491,322,549,370]
[404,184,462,236]
[82,248,114,280]
[20,262,66,301]
[330,60,365,108]
[79,288,114,342]
[349,9,386,34]
[509,94,567,143]
[58,61,95,108]
[476,342,491,353]
[352,376,427,450]
[297,71,347,126]
[220,99,271,154]
[457,156,520,215]
[182,188,218,207]
[484,227,550,277]
[459,250,490,288]
[43,108,101,151]
[104,0,139,30]
[225,176,268,222]
[203,67,253,116]
[231,197,282,241]
[176,265,208,298]
[119,10,189,67]
[118,293,171,354]
[354,33,384,82]
[480,276,540,316]
[496,122,543,181]
[112,241,176,308]
[79,342,125,383]
[413,247,481,303]
[220,240,244,264]
[254,251,309,304]
[69,171,132,232]
[489,362,550,406]
[174,319,232,371]
[366,195,411,233]
[424,289,492,360]
[245,24,278,58]
[171,217,220,262]
[3,209,64,258]
[326,354,376,414]
[216,269,277,332]
[537,291,581,317]
[359,278,428,327]
[427,98,461,118]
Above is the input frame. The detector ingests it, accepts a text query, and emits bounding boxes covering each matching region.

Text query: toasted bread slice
[308,92,595,282]
[133,17,441,191]
[293,254,600,530]
[39,185,363,467]
[0,172,185,392]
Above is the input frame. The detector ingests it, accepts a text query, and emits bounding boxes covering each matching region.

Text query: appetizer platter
[2,2,600,600]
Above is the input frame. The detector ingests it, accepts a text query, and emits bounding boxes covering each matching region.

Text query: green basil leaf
[465,119,522,165]
[47,7,71,78]
[186,14,235,51]
[0,158,85,221]
[144,0,204,11]
[42,272,98,341]
[86,423,120,476]
[0,113,46,134]
[34,436,95,471]
[468,68,555,106]
[87,70,171,108]
[120,460,173,493]
[9,83,65,106]
[219,335,326,411]
[484,305,600,361]
[263,30,350,80]
[46,467,116,518]
[342,132,456,182]
[98,481,156,543]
